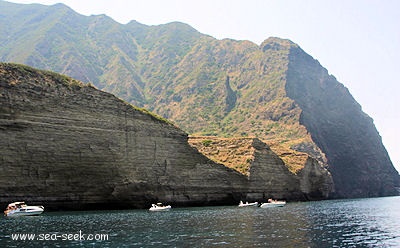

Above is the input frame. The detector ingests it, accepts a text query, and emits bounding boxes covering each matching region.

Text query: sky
[6,0,400,172]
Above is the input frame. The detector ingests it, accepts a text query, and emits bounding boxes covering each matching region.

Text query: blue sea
[1,196,399,247]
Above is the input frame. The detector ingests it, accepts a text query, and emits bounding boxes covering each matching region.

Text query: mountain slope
[0,0,399,198]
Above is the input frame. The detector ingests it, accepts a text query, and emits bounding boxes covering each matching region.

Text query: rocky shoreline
[0,63,333,210]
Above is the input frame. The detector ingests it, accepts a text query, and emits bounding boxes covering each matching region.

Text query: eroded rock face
[1,1,398,199]
[189,137,333,201]
[298,157,334,200]
[0,64,333,209]
[286,46,400,198]
[0,63,248,209]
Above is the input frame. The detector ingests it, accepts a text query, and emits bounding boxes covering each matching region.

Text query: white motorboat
[4,202,44,216]
[149,203,171,211]
[238,201,258,207]
[260,199,286,208]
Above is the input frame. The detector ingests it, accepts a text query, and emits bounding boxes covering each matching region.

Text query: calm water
[1,197,399,247]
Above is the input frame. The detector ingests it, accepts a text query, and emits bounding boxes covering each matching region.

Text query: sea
[1,196,399,247]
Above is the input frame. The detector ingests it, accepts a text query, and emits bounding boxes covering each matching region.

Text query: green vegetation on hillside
[0,2,320,169]
[3,1,399,198]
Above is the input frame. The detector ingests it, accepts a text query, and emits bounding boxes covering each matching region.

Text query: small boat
[149,203,171,211]
[260,199,286,208]
[238,201,258,207]
[4,202,44,216]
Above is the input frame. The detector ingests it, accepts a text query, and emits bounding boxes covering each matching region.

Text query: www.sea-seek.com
[10,230,109,241]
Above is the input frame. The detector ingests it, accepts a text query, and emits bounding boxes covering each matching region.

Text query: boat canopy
[8,202,26,207]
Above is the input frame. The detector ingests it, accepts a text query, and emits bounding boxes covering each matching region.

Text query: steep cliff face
[0,64,333,209]
[1,1,399,199]
[286,46,400,197]
[0,63,250,209]
[298,157,334,199]
[189,137,333,201]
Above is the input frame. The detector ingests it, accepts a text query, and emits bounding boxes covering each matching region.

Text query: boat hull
[149,206,171,211]
[260,202,286,208]
[5,207,44,217]
[149,205,171,211]
[238,202,258,207]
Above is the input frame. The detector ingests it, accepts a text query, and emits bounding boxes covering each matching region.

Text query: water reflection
[1,197,399,247]
[302,197,400,247]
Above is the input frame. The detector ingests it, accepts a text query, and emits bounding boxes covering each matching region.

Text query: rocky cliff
[189,137,333,200]
[1,1,399,198]
[286,46,400,197]
[0,63,332,210]
[0,63,246,209]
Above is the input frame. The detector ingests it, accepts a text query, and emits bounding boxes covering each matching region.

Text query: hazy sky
[6,0,400,172]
